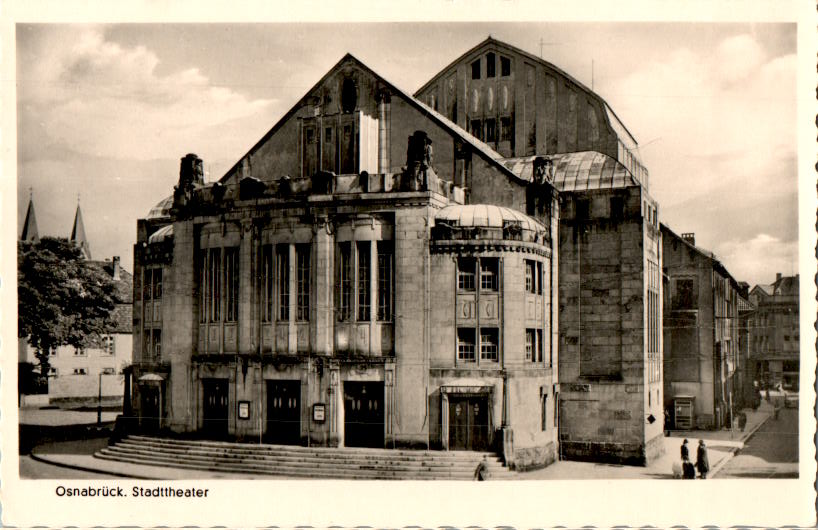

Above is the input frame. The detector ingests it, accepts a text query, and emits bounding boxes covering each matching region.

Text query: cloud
[18,27,278,165]
[714,233,798,286]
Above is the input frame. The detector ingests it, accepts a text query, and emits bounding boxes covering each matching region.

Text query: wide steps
[96,435,511,479]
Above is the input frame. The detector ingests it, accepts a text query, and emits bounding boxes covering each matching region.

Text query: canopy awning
[440,378,495,395]
[138,373,166,382]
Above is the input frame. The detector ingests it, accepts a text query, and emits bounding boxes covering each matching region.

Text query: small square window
[101,367,116,375]
[73,368,87,375]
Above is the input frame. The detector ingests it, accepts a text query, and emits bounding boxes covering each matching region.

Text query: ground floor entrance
[266,380,301,445]
[343,381,384,448]
[448,395,489,451]
[139,386,161,433]
[202,378,229,438]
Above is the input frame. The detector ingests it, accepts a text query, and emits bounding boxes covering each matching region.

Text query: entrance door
[674,398,694,430]
[202,378,229,438]
[448,396,489,451]
[344,381,384,448]
[140,386,160,433]
[266,380,301,445]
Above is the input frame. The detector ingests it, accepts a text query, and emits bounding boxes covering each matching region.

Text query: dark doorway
[202,378,229,438]
[266,379,302,445]
[448,395,489,451]
[139,386,160,433]
[344,381,384,448]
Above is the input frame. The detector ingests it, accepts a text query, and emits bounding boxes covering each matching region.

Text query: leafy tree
[18,237,116,378]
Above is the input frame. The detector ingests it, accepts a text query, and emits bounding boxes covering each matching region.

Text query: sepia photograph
[2,2,815,528]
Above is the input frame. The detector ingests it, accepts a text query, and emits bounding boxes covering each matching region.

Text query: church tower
[20,192,39,243]
[70,201,91,260]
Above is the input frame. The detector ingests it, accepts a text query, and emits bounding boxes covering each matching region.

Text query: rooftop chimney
[776,272,782,282]
[112,256,121,281]
[681,232,695,246]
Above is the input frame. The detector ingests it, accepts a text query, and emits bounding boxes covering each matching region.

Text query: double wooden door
[449,396,489,451]
[266,380,302,445]
[344,381,384,448]
[202,378,229,438]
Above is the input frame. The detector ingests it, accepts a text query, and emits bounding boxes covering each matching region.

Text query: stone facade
[748,274,799,390]
[417,38,662,466]
[129,53,559,467]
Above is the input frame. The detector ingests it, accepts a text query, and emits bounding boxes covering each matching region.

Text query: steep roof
[21,196,39,242]
[219,53,522,185]
[502,151,640,191]
[772,274,799,297]
[70,204,91,260]
[87,259,133,334]
[661,223,743,292]
[414,36,640,150]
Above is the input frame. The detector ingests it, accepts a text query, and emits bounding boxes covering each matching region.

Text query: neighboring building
[129,53,560,469]
[418,39,663,464]
[18,197,133,405]
[749,274,800,390]
[662,226,744,430]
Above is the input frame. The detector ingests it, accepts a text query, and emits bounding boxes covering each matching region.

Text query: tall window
[470,120,483,141]
[357,241,371,321]
[525,329,535,361]
[200,249,221,323]
[261,245,274,322]
[458,257,476,291]
[525,260,536,294]
[480,259,499,291]
[480,328,499,362]
[484,118,497,143]
[144,267,163,323]
[377,241,393,321]
[457,328,476,362]
[338,242,352,321]
[337,240,393,324]
[225,248,239,322]
[471,59,481,80]
[541,394,548,431]
[500,56,511,77]
[526,328,543,363]
[486,52,496,78]
[276,244,289,321]
[296,244,311,321]
[103,335,115,356]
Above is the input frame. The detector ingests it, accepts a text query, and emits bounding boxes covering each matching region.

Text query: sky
[15,22,799,287]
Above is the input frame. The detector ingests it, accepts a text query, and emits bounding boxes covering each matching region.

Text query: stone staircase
[95,435,512,480]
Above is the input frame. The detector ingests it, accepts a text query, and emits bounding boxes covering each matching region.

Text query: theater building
[129,54,560,469]
[417,38,664,464]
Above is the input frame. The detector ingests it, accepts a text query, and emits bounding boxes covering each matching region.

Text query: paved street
[20,455,118,479]
[715,405,798,479]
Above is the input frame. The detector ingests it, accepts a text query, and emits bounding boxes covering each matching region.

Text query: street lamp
[97,372,102,425]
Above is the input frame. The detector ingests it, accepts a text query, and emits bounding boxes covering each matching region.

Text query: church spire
[70,197,91,260]
[20,189,39,242]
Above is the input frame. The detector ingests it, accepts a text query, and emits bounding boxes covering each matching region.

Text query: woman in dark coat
[696,440,710,479]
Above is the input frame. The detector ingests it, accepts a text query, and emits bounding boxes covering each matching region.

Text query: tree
[18,237,117,378]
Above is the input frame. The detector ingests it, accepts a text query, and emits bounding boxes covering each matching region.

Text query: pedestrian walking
[473,455,489,481]
[696,439,710,479]
[682,456,696,479]
[680,439,689,461]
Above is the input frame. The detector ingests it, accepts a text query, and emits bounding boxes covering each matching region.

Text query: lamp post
[97,372,103,425]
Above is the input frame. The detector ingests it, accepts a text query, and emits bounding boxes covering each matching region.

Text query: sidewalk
[28,404,773,481]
